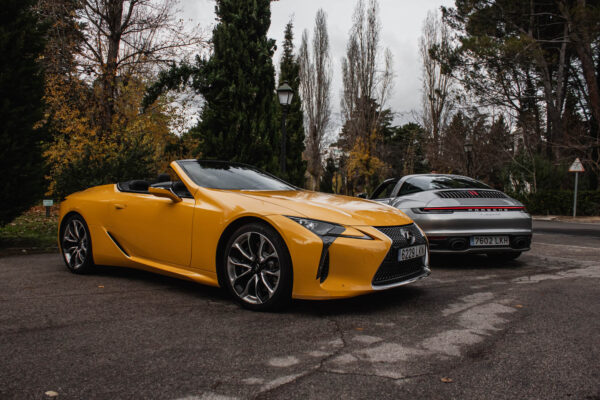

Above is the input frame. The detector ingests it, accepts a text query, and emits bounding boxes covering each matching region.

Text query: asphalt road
[1,221,599,400]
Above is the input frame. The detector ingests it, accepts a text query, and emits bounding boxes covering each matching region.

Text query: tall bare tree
[76,0,205,134]
[420,10,454,169]
[560,0,600,188]
[340,0,393,192]
[299,9,331,190]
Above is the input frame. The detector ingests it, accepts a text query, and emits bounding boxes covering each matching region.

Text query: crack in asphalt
[247,254,589,399]
[251,316,348,399]
[323,369,437,382]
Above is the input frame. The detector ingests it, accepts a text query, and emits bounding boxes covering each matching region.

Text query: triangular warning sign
[569,158,585,173]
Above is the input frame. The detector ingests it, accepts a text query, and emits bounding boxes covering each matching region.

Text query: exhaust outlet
[513,237,529,249]
[449,238,468,251]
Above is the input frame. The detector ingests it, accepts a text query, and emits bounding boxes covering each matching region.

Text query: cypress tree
[192,0,279,172]
[277,20,307,186]
[0,0,47,225]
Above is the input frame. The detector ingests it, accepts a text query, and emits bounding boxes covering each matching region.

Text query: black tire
[221,222,293,311]
[60,214,95,274]
[488,252,522,261]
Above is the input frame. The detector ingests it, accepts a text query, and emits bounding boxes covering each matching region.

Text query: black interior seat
[156,173,170,182]
[129,180,150,191]
[117,179,150,193]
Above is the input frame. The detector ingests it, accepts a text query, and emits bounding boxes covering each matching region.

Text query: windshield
[178,160,296,191]
[399,175,491,195]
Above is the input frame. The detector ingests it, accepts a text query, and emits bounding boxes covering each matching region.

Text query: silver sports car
[366,174,532,260]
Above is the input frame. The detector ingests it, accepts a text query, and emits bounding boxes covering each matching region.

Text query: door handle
[114,203,126,210]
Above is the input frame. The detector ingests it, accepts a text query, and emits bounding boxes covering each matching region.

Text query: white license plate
[470,236,509,247]
[398,244,427,261]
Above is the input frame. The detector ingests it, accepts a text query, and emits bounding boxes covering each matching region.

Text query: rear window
[399,176,491,195]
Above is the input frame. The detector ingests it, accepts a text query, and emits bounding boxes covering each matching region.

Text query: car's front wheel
[222,223,292,311]
[60,214,94,274]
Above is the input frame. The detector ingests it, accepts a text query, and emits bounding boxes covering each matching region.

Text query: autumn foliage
[43,74,177,198]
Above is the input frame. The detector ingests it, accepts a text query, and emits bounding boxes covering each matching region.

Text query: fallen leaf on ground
[441,377,453,383]
[44,390,59,398]
[98,285,104,288]
[515,304,524,308]
[355,327,364,331]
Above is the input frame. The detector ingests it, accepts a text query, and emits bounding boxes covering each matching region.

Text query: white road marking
[351,334,383,344]
[442,292,494,316]
[515,264,600,283]
[241,377,264,385]
[260,372,307,392]
[306,350,330,357]
[356,342,425,363]
[268,355,300,367]
[174,394,238,400]
[533,238,600,250]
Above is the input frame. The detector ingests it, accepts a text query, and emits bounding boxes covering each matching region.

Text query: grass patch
[0,206,59,256]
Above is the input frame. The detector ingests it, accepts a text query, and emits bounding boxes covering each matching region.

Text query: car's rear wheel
[61,214,94,274]
[222,223,292,311]
[488,251,522,261]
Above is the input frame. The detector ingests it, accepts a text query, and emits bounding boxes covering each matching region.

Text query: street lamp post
[464,140,473,176]
[277,83,294,174]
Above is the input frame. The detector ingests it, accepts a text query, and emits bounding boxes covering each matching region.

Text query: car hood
[237,190,413,227]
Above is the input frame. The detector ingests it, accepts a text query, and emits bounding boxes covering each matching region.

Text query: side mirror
[148,187,182,203]
[357,193,368,199]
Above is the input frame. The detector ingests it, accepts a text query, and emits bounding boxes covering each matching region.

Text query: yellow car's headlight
[286,216,372,240]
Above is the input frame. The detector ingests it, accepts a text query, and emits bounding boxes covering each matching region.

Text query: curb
[532,216,600,224]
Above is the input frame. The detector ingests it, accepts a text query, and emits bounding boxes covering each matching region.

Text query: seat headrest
[129,180,149,191]
[157,173,170,182]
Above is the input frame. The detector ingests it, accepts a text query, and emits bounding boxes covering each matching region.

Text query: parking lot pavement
[1,221,599,400]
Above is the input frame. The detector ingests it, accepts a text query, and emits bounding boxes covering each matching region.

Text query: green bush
[510,190,600,216]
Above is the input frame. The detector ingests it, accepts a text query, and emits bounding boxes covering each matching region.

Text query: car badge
[402,230,416,245]
[468,190,479,196]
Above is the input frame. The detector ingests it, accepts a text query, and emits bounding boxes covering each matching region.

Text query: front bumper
[267,216,430,300]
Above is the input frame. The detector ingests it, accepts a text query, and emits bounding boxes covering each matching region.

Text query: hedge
[509,190,600,216]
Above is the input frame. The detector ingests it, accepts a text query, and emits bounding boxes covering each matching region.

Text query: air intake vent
[371,224,428,287]
[436,190,507,199]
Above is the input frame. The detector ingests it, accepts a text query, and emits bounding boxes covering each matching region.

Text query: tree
[382,122,430,177]
[420,10,454,169]
[319,156,337,193]
[442,0,600,188]
[443,0,574,158]
[196,0,279,171]
[340,0,394,193]
[299,9,332,190]
[433,111,512,188]
[36,0,81,77]
[76,0,203,135]
[278,20,306,186]
[0,0,47,225]
[146,0,280,171]
[44,74,180,198]
[41,0,206,197]
[559,0,600,188]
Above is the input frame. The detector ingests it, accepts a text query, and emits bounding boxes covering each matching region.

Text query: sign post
[568,158,585,217]
[43,199,54,218]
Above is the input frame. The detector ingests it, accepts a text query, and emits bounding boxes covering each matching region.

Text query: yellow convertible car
[58,160,430,310]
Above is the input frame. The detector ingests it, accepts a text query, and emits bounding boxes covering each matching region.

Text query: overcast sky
[180,0,455,131]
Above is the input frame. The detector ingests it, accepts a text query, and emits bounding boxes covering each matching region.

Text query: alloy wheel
[227,231,281,304]
[62,219,88,270]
